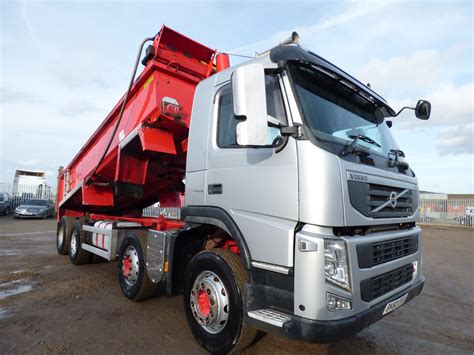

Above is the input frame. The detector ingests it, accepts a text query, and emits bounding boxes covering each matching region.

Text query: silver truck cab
[183,43,427,343]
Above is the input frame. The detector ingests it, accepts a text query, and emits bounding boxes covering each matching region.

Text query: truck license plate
[383,293,408,315]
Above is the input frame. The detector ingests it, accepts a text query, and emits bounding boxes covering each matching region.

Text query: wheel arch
[168,206,252,295]
[180,206,252,269]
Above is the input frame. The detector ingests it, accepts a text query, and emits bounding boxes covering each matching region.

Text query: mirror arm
[392,106,415,117]
[280,123,302,138]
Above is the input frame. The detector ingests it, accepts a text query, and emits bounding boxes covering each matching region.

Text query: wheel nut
[206,289,211,295]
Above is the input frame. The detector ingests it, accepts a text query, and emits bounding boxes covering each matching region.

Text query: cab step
[247,308,292,327]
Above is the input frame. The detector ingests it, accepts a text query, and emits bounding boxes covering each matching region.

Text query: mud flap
[146,230,168,283]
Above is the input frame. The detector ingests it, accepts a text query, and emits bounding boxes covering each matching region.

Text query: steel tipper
[56,27,431,353]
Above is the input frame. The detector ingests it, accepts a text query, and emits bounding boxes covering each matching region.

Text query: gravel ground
[0,216,473,354]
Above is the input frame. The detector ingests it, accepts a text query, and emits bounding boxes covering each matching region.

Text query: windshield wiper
[348,134,381,148]
[340,134,380,156]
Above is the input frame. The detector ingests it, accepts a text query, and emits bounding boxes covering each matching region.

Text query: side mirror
[232,63,268,146]
[415,100,431,120]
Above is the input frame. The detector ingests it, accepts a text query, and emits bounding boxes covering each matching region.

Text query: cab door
[205,74,298,267]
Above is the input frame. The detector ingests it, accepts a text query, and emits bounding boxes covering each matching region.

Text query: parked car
[0,193,11,215]
[14,199,55,219]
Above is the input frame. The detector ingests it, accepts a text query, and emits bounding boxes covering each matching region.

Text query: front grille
[357,235,418,268]
[360,264,414,302]
[348,181,417,218]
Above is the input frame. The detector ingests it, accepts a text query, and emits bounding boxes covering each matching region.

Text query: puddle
[0,307,12,320]
[0,279,33,300]
[0,250,21,256]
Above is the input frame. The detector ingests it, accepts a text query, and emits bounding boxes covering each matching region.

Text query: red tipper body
[56,26,216,229]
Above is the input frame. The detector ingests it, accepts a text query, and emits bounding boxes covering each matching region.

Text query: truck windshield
[289,64,399,157]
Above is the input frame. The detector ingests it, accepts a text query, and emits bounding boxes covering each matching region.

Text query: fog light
[327,293,352,311]
[412,261,418,276]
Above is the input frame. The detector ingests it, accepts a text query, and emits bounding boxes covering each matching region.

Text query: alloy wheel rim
[190,271,229,334]
[122,245,139,286]
[58,226,64,248]
[70,230,78,256]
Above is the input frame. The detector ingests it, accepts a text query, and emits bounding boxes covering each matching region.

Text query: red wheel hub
[197,290,210,316]
[123,256,132,277]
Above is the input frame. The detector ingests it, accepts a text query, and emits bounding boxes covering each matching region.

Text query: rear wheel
[184,249,257,354]
[69,220,91,265]
[118,234,158,301]
[56,216,71,255]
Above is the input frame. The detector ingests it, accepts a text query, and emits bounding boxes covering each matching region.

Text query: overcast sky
[0,0,473,193]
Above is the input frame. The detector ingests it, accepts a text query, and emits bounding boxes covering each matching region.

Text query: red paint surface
[57,26,216,228]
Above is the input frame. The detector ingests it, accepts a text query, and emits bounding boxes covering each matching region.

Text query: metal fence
[0,182,57,212]
[419,197,473,228]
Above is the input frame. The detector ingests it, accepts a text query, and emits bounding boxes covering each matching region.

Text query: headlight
[324,239,350,290]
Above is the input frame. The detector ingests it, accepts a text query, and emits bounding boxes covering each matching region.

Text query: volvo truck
[55,26,430,353]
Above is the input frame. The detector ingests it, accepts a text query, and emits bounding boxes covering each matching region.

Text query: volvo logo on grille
[348,173,368,182]
[389,191,398,209]
[372,189,410,213]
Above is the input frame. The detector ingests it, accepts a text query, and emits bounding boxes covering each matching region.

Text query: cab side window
[265,74,287,124]
[217,74,287,148]
[265,74,287,144]
[217,86,238,148]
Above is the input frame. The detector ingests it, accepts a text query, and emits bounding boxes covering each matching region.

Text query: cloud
[18,159,42,167]
[355,49,443,95]
[436,122,474,156]
[53,69,111,90]
[390,83,473,128]
[0,87,41,104]
[231,0,393,55]
[58,100,103,116]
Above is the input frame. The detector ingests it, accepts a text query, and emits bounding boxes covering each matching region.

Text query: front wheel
[184,249,257,354]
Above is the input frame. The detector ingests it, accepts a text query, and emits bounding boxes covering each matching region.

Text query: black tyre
[69,219,92,265]
[184,249,257,354]
[56,216,71,255]
[118,234,158,301]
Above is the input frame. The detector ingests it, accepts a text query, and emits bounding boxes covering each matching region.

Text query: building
[12,170,48,198]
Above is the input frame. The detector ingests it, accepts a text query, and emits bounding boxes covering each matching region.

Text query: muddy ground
[0,216,473,354]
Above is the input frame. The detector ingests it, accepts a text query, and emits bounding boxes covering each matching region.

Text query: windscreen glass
[290,64,398,156]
